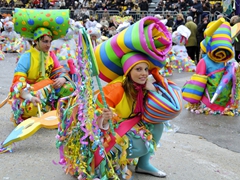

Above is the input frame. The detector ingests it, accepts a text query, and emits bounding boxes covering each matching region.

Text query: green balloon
[13,8,70,40]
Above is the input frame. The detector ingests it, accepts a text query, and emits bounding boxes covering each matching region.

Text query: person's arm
[96,82,124,130]
[10,53,40,105]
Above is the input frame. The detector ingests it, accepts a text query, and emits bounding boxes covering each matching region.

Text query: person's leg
[186,46,195,61]
[196,46,200,64]
[135,123,166,177]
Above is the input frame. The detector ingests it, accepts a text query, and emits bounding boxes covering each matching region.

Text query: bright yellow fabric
[98,76,134,119]
[27,47,54,83]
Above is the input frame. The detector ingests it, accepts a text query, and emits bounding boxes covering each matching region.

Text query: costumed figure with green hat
[182,18,240,116]
[9,8,75,125]
[56,16,182,179]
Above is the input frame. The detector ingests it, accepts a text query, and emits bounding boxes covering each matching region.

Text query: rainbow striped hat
[94,16,172,82]
[200,21,233,63]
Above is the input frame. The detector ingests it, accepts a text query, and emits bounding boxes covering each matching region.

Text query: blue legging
[127,123,164,172]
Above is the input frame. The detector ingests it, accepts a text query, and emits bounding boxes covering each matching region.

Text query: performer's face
[129,62,149,85]
[36,35,52,52]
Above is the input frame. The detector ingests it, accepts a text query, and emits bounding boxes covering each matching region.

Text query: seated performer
[10,27,75,125]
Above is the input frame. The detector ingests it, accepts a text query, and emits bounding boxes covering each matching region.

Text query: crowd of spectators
[0,0,236,40]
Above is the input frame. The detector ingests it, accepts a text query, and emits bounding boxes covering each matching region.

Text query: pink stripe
[191,81,207,88]
[99,72,112,83]
[201,95,230,111]
[111,34,125,58]
[139,17,170,61]
[123,54,147,72]
[220,24,231,30]
[212,37,232,43]
[148,24,171,56]
[207,68,224,77]
[183,97,199,104]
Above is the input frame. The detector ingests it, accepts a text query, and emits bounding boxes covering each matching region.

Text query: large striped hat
[142,79,182,123]
[121,52,150,76]
[200,20,233,63]
[94,16,172,82]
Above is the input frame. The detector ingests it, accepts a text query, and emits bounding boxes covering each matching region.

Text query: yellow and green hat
[13,8,70,40]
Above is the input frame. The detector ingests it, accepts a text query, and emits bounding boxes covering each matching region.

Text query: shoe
[135,166,166,178]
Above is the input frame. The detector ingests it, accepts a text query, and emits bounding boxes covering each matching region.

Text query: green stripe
[105,38,121,67]
[184,84,204,92]
[144,26,152,50]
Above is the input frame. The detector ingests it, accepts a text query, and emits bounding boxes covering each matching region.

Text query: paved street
[0,53,240,180]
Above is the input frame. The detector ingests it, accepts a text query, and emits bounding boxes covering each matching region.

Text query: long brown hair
[122,75,137,101]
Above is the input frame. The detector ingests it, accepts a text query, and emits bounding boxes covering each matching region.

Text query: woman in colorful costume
[10,8,75,125]
[56,17,182,179]
[182,18,240,115]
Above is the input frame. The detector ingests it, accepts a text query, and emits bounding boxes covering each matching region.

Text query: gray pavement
[0,53,240,180]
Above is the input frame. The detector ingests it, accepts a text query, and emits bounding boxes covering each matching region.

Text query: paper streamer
[94,16,172,82]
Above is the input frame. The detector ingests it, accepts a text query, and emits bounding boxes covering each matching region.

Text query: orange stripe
[144,108,170,120]
[148,93,175,113]
[145,101,171,116]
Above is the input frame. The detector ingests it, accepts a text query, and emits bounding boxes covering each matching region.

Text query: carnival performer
[1,21,20,52]
[56,17,182,180]
[182,18,240,116]
[9,8,75,125]
[171,25,196,73]
[97,60,167,178]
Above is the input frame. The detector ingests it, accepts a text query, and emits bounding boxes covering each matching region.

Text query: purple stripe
[111,34,125,58]
[191,81,207,88]
[183,97,199,104]
[123,54,147,72]
[139,17,171,61]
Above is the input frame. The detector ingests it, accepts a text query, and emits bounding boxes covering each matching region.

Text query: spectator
[230,15,240,62]
[155,0,164,11]
[165,0,173,11]
[85,16,98,29]
[202,2,210,11]
[100,16,109,28]
[172,13,185,32]
[179,0,187,12]
[132,3,141,14]
[165,14,174,28]
[185,16,198,63]
[109,26,118,37]
[196,12,209,61]
[125,0,134,10]
[188,0,203,25]
[215,2,223,13]
[139,0,149,12]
